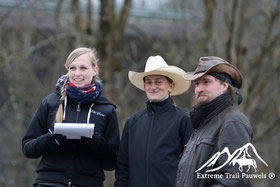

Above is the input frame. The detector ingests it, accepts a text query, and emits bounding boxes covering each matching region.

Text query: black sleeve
[22,99,58,158]
[114,120,129,187]
[214,121,253,187]
[180,112,193,150]
[101,108,120,170]
[83,107,120,171]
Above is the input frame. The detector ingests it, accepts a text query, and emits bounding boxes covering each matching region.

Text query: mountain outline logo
[195,143,268,173]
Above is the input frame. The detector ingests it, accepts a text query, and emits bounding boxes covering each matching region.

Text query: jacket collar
[190,92,233,129]
[146,97,173,114]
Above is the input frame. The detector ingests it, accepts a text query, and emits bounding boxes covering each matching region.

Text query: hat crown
[128,55,191,95]
[144,56,168,72]
[184,56,242,88]
[195,56,227,74]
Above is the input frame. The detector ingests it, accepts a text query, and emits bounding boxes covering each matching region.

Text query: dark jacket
[175,95,253,187]
[22,91,120,187]
[115,98,193,187]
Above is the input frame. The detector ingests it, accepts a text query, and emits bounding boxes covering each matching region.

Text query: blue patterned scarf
[66,81,103,104]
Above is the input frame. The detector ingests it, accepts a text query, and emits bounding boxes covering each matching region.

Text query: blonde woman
[22,47,120,187]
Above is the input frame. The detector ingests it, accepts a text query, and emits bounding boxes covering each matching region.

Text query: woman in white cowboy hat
[115,55,193,187]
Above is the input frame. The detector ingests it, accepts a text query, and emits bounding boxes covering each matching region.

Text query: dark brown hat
[184,56,243,88]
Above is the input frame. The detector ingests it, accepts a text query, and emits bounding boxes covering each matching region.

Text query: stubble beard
[194,93,210,106]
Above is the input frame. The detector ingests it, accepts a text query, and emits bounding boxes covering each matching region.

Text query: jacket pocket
[196,137,217,154]
[198,137,217,147]
[195,137,218,169]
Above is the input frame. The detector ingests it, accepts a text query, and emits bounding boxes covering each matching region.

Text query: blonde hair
[217,79,239,105]
[55,78,68,123]
[228,84,239,105]
[65,47,99,80]
[55,47,99,123]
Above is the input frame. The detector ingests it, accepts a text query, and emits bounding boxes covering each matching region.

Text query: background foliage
[0,0,279,186]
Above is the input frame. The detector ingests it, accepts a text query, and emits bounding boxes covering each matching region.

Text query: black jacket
[175,95,253,187]
[22,91,120,187]
[115,98,193,187]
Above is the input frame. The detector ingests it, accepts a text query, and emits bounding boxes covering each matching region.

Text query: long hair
[228,84,239,105]
[55,47,99,123]
[55,78,68,123]
[217,79,239,105]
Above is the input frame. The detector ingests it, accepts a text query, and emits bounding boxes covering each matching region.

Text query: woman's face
[68,53,98,87]
[144,75,175,102]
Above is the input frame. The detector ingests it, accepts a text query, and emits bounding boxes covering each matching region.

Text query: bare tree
[0,0,279,186]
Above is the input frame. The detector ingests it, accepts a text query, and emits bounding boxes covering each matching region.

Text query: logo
[196,143,268,173]
[91,110,105,117]
[195,143,274,180]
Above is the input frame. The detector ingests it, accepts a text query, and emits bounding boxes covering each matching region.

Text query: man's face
[144,75,175,102]
[194,74,228,106]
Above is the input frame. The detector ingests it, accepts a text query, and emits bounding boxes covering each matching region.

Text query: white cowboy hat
[128,55,191,95]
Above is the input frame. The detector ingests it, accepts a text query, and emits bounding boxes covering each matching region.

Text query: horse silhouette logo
[230,150,257,172]
[196,143,268,173]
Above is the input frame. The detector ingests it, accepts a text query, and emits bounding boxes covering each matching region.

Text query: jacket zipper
[76,102,81,122]
[68,102,81,183]
[145,111,154,187]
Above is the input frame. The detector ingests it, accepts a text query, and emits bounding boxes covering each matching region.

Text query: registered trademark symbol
[268,172,275,179]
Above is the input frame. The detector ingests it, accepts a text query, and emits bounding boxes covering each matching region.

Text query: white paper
[54,123,95,139]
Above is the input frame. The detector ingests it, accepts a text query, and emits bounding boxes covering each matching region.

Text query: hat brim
[184,63,243,88]
[128,66,191,96]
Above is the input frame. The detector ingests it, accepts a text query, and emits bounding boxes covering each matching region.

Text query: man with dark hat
[175,56,253,187]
